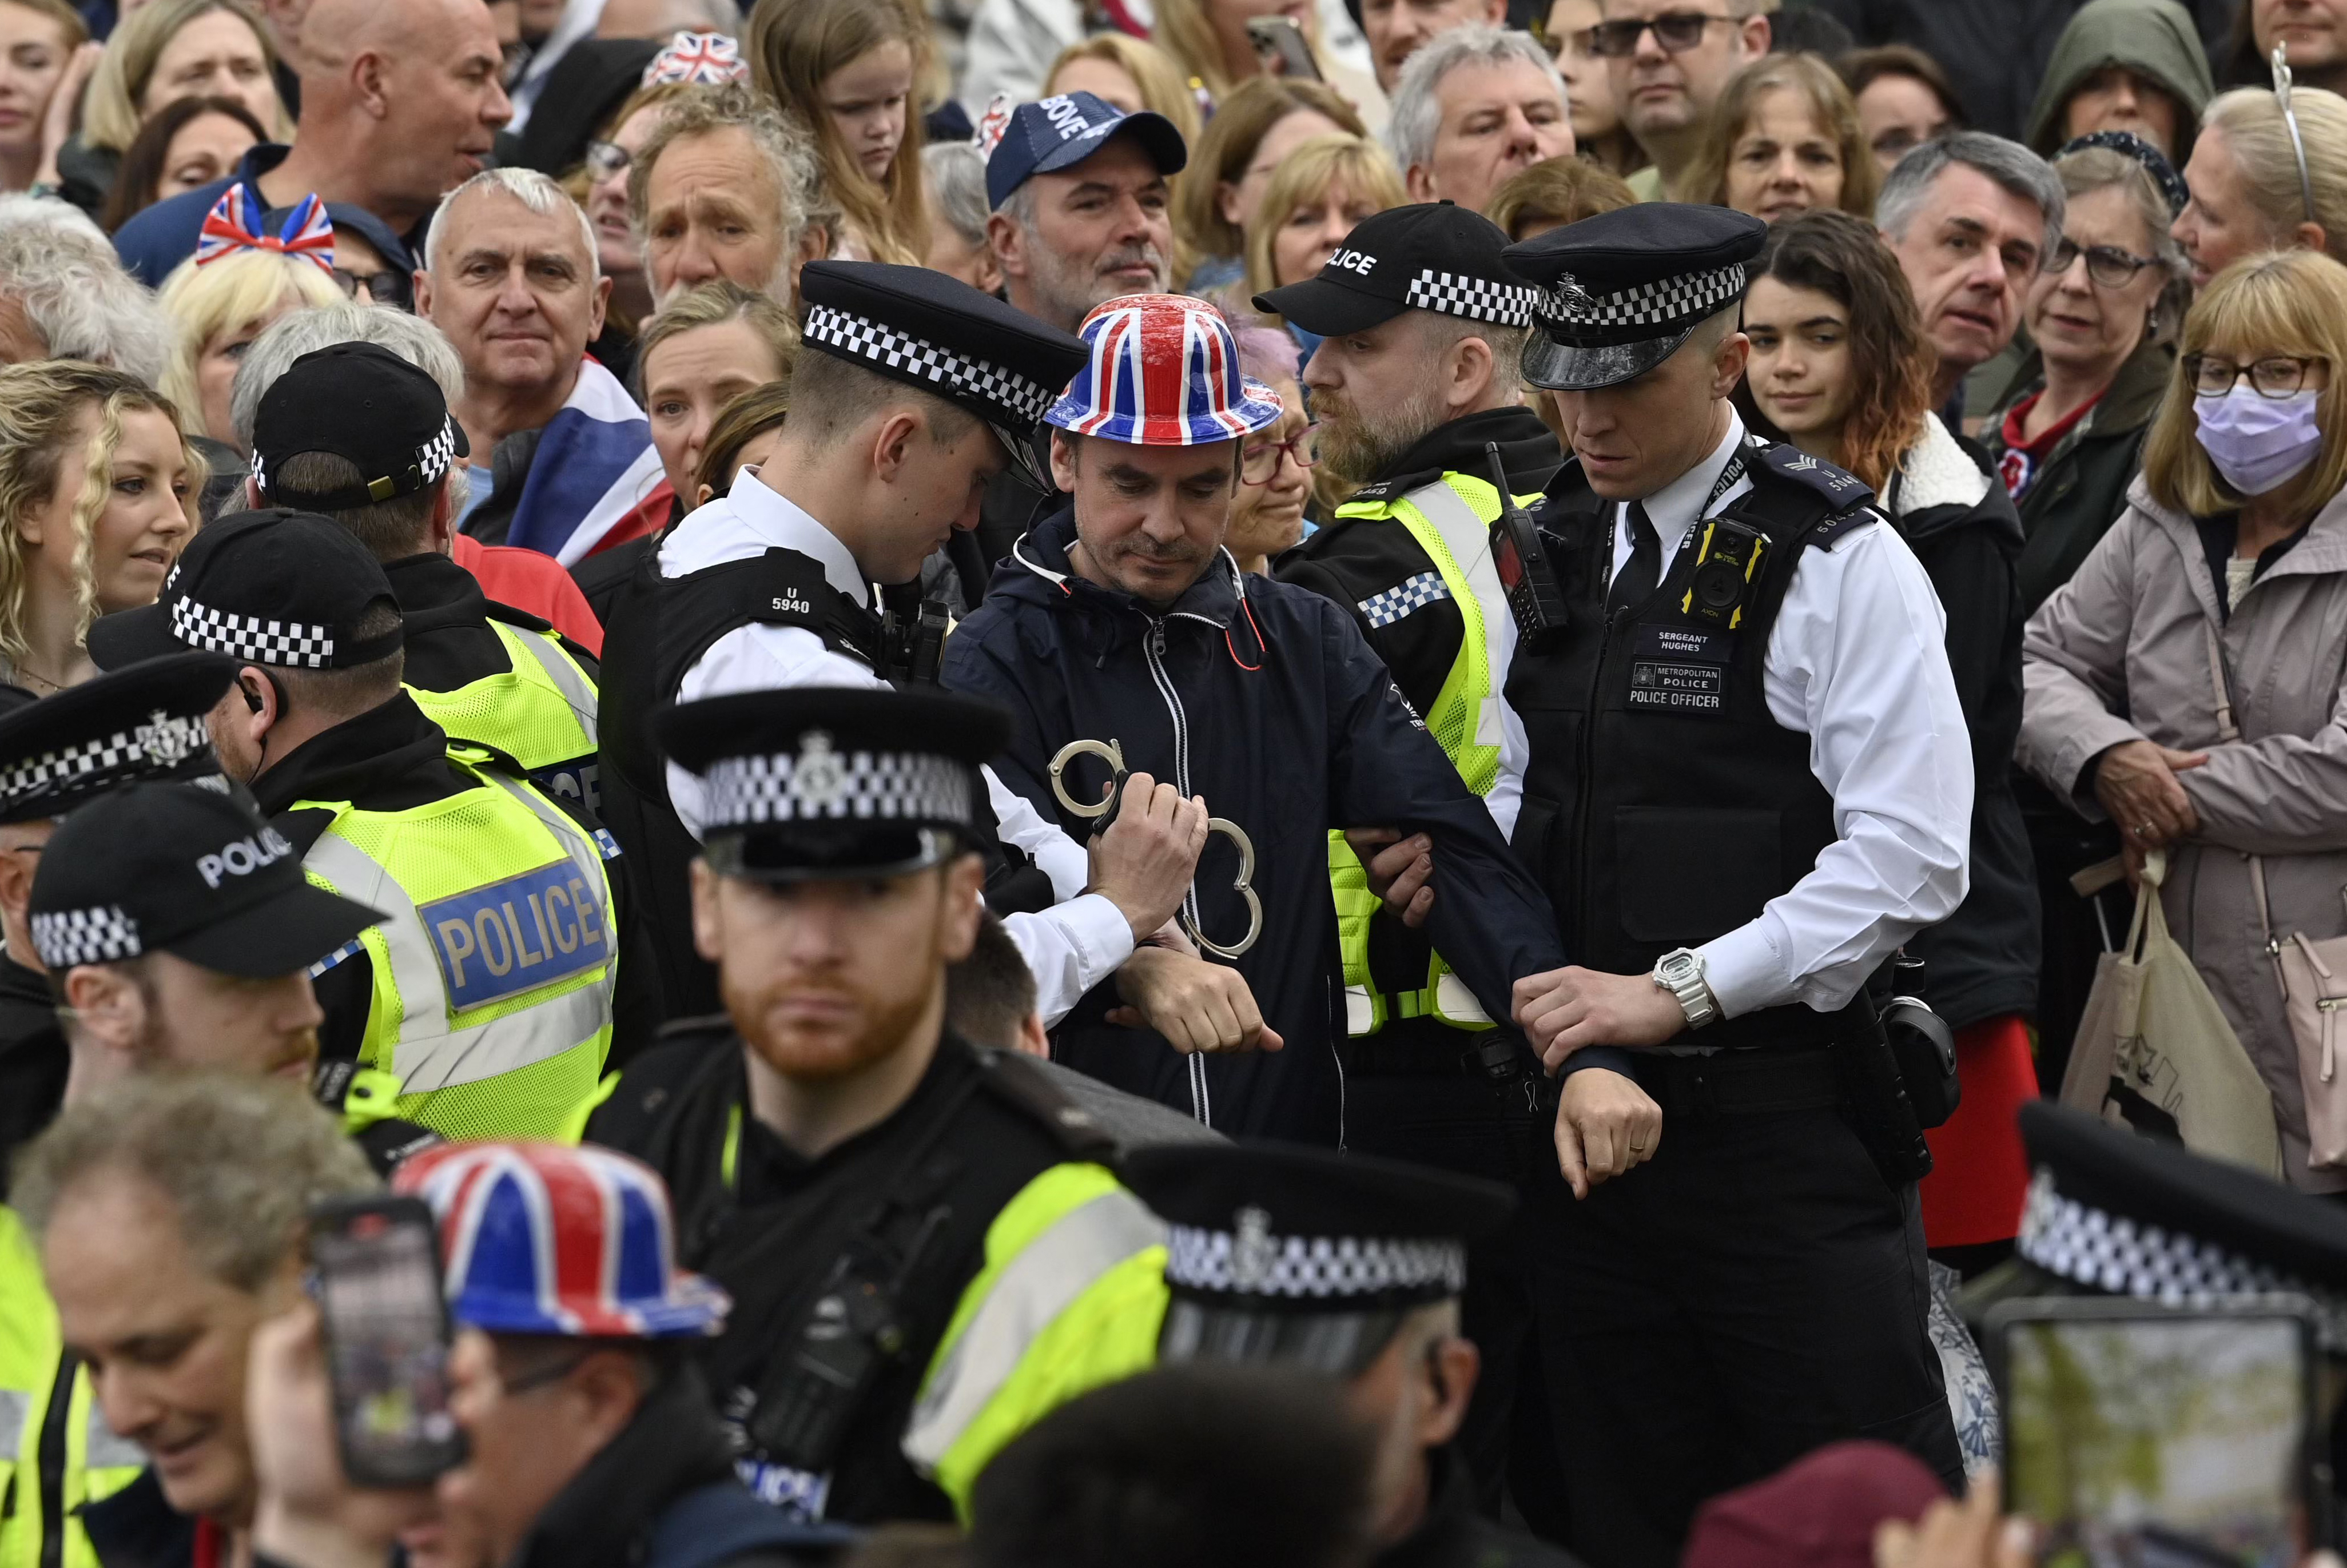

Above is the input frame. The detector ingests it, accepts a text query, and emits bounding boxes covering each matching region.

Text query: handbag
[2209,624,2347,1169]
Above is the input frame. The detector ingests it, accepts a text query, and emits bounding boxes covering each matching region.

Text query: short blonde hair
[0,361,199,670]
[2199,86,2347,266]
[80,0,287,156]
[2143,249,2347,520]
[635,278,799,395]
[1243,134,1406,301]
[1485,154,1636,238]
[156,249,344,440]
[1674,52,1878,218]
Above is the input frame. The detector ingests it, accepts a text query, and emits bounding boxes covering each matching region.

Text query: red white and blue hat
[393,1142,730,1339]
[1045,295,1284,447]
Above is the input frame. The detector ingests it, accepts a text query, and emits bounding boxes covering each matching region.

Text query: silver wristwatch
[1652,947,1720,1030]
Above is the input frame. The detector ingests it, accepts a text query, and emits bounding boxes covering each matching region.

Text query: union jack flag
[973,93,1014,157]
[641,30,747,86]
[193,187,335,276]
[1047,294,1286,447]
[394,1141,730,1339]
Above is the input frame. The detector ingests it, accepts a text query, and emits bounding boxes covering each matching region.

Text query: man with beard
[965,92,1188,584]
[945,292,1658,1159]
[588,684,1169,1527]
[1268,202,1604,1531]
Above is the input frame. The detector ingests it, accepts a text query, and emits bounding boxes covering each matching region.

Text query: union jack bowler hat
[394,1142,730,1339]
[1045,295,1284,447]
[1503,203,1765,392]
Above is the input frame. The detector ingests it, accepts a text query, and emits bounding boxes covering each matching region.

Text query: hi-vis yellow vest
[408,618,602,815]
[0,1210,140,1568]
[1328,471,1536,1037]
[298,753,618,1141]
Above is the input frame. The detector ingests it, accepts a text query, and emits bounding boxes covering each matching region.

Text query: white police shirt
[1588,410,1974,1021]
[662,466,1135,1028]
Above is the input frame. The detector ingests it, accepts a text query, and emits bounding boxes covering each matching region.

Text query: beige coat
[2020,477,2347,1193]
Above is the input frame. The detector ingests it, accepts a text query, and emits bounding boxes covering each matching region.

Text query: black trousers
[1343,1070,1573,1545]
[1530,1100,1963,1568]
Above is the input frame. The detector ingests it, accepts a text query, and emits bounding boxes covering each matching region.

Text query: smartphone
[1246,15,1320,80]
[310,1195,467,1488]
[1986,1296,2327,1568]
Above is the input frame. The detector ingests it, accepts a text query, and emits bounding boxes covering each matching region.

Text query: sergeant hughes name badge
[1626,624,1727,714]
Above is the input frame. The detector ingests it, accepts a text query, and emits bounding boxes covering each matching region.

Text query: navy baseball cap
[985,91,1187,210]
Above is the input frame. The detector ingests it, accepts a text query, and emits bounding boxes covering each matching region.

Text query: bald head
[293,0,510,220]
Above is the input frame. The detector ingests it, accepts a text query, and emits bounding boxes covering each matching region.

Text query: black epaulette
[352,1117,443,1178]
[1755,441,1876,510]
[480,599,558,636]
[584,1015,735,1151]
[974,1046,1121,1162]
[1804,504,1884,552]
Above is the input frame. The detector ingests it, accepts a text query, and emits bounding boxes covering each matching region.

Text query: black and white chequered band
[1359,571,1449,630]
[702,734,973,829]
[250,416,460,504]
[1539,262,1747,335]
[803,305,1056,427]
[2015,1172,2347,1346]
[0,710,208,809]
[1165,1218,1465,1302]
[31,904,140,967]
[1404,268,1539,328]
[171,596,335,668]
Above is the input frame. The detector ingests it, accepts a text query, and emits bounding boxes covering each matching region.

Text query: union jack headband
[194,188,336,277]
[642,30,746,86]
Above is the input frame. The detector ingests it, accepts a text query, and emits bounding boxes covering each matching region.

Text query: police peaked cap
[1255,202,1541,339]
[657,685,1012,882]
[1505,202,1767,391]
[0,651,236,825]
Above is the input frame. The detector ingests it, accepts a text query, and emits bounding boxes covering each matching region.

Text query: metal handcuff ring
[1048,737,1263,961]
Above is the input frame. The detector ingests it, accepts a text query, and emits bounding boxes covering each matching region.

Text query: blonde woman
[1174,75,1363,292]
[634,280,798,511]
[1674,52,1879,224]
[66,0,287,205]
[2174,83,2347,290]
[747,0,929,266]
[156,202,344,451]
[1242,134,1405,315]
[0,362,200,692]
[2022,249,2347,1192]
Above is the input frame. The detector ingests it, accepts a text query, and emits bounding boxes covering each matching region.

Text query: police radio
[1680,516,1769,628]
[1484,443,1568,655]
[878,590,951,686]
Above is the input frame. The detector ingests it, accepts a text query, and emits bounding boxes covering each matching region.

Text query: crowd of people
[9,0,2347,1563]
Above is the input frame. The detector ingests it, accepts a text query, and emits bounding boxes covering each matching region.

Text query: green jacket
[2024,0,2213,159]
[1980,337,2174,617]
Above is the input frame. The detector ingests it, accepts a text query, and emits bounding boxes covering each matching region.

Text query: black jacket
[942,506,1565,1142]
[0,948,63,1191]
[1376,1448,1585,1568]
[250,694,659,1076]
[384,550,602,694]
[511,1363,848,1568]
[1883,419,2040,1031]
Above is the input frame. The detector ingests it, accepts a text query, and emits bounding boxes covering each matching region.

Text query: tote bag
[2060,849,2284,1176]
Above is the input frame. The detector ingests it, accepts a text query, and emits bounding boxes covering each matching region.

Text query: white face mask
[2193,385,2325,497]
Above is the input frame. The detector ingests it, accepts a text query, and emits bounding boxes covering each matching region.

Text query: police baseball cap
[657,685,1011,882]
[1505,203,1767,391]
[1254,202,1542,339]
[0,651,236,825]
[28,781,383,977]
[86,509,405,673]
[250,342,469,511]
[984,90,1187,210]
[798,260,1090,490]
[1125,1140,1515,1376]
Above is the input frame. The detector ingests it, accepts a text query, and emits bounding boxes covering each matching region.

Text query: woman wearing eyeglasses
[1983,135,2193,616]
[1220,320,1314,575]
[2022,248,2347,1193]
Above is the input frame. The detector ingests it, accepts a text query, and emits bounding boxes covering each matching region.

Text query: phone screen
[2001,1310,2313,1568]
[312,1200,466,1487]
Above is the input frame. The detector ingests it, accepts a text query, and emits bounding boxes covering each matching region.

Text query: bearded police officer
[1501,205,1972,1565]
[599,259,1226,1050]
[588,686,1164,1528]
[247,342,605,818]
[88,511,638,1142]
[1264,204,1592,1518]
[1126,1141,1584,1568]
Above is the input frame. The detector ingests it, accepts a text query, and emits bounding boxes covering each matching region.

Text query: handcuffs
[1048,738,1262,960]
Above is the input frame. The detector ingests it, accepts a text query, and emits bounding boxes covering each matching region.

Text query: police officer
[600,258,1223,1048]
[246,342,605,817]
[87,511,637,1142]
[1264,202,1581,1517]
[1501,205,1972,1565]
[0,653,240,1180]
[588,686,1164,1527]
[1123,1140,1583,1568]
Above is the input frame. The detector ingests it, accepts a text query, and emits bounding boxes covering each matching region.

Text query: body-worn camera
[1680,516,1769,628]
[1486,444,1568,654]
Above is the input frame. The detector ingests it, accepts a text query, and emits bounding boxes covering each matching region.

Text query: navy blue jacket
[112,145,415,290]
[943,505,1568,1144]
